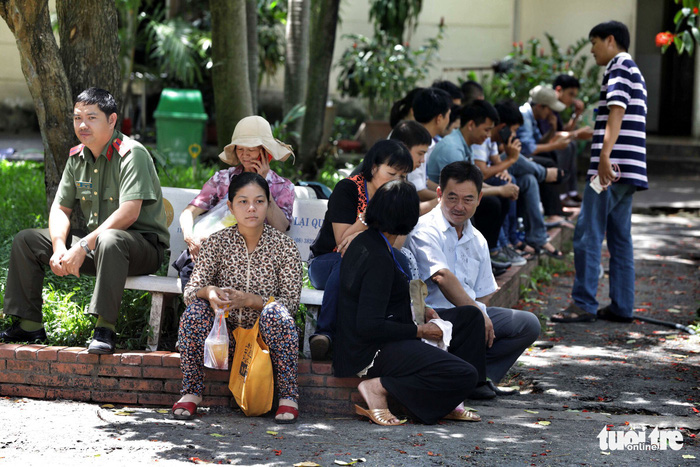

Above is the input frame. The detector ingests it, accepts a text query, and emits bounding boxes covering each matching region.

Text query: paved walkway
[1,213,698,466]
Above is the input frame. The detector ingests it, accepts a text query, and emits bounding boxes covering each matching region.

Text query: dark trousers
[368,305,483,424]
[3,228,162,323]
[473,195,509,250]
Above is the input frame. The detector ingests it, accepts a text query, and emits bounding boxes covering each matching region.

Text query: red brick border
[0,345,358,414]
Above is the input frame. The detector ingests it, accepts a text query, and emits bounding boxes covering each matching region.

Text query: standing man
[1,88,169,353]
[407,161,540,395]
[553,21,647,323]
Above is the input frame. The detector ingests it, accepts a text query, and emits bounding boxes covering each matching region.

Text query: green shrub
[466,33,601,121]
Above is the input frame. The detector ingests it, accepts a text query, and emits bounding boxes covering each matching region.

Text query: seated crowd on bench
[7,21,643,428]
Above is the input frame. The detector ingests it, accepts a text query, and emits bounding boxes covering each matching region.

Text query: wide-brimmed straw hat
[218,115,294,166]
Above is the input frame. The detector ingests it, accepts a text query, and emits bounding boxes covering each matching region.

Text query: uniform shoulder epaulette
[69,144,84,157]
[113,137,135,158]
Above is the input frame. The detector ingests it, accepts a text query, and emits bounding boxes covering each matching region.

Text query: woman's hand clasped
[204,286,233,311]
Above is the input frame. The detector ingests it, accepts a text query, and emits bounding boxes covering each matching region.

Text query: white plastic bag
[193,200,237,239]
[204,307,229,370]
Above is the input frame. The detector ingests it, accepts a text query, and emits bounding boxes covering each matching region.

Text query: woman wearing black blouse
[334,180,486,425]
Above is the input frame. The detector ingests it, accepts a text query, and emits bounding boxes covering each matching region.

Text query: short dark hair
[459,100,499,128]
[390,87,425,128]
[432,80,464,102]
[589,20,630,51]
[412,88,452,124]
[228,171,270,202]
[389,120,432,149]
[75,87,118,117]
[460,80,484,106]
[553,74,581,90]
[365,179,420,236]
[439,161,483,194]
[361,139,414,181]
[494,100,524,126]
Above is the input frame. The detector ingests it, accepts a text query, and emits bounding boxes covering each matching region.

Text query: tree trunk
[245,0,258,113]
[210,0,253,152]
[299,0,340,178]
[57,0,122,107]
[284,0,310,148]
[0,0,75,208]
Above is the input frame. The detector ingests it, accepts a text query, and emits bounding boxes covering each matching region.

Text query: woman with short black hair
[334,180,485,425]
[306,139,414,360]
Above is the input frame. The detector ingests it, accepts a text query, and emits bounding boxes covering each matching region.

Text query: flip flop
[172,401,198,420]
[354,404,406,426]
[542,247,565,259]
[551,304,596,323]
[443,409,481,422]
[274,404,299,424]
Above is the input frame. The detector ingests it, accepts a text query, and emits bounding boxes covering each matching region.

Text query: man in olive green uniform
[0,88,169,354]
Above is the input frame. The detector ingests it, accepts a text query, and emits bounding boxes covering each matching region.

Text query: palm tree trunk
[284,0,310,117]
[210,0,253,152]
[245,0,259,113]
[299,0,340,178]
[57,0,122,115]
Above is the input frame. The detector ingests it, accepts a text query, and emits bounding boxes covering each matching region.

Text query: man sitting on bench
[0,88,169,354]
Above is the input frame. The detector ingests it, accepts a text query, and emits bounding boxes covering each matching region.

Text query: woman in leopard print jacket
[173,172,303,424]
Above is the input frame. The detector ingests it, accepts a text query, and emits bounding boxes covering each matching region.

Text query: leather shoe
[309,334,331,361]
[466,382,497,400]
[597,305,634,323]
[0,321,47,343]
[87,327,116,354]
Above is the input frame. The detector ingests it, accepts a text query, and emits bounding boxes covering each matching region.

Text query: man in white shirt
[406,161,540,390]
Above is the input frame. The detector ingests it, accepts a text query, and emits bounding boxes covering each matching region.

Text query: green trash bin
[153,88,208,165]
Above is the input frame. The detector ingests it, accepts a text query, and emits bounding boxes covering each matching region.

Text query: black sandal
[551,304,596,323]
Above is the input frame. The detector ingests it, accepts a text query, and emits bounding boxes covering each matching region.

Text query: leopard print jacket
[184,223,303,329]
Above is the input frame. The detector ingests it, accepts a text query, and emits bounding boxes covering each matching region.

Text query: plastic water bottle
[515,217,526,244]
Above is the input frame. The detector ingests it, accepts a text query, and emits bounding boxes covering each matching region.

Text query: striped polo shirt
[589,52,648,190]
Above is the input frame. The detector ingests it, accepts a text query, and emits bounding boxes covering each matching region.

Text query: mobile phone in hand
[498,126,513,144]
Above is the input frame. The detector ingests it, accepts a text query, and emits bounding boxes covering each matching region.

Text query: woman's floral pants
[178,298,299,402]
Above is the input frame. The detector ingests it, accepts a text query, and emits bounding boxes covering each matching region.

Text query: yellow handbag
[229,317,274,416]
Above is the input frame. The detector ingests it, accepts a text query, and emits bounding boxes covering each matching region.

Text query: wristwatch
[79,238,92,254]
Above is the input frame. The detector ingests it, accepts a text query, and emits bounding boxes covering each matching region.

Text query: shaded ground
[1,211,698,466]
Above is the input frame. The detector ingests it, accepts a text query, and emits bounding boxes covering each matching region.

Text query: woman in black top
[334,180,485,425]
[307,140,414,360]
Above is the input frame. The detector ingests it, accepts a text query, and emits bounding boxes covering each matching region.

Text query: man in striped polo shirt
[553,21,648,324]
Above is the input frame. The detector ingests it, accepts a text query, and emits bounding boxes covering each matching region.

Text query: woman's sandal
[528,243,565,260]
[274,404,299,424]
[354,404,406,426]
[443,409,481,422]
[513,242,537,261]
[172,401,198,420]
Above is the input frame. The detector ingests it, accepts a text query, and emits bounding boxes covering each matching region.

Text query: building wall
[0,1,642,115]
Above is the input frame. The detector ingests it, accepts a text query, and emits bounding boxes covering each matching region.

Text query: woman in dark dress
[333,180,486,425]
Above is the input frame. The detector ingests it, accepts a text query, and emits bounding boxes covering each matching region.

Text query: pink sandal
[172,401,198,420]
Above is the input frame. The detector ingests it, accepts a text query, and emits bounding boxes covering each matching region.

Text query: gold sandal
[443,409,481,422]
[354,404,406,426]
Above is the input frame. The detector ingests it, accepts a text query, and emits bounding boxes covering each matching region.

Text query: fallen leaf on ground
[101,404,115,409]
[683,455,696,459]
[156,409,169,414]
[266,431,278,436]
[601,452,610,455]
[536,421,551,426]
[210,433,224,438]
[113,412,133,416]
[293,463,321,467]
[524,410,539,414]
